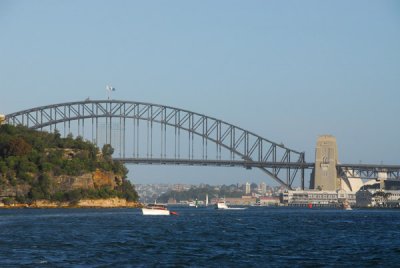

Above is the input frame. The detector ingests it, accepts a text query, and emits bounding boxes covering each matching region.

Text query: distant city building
[259,182,267,194]
[168,198,177,204]
[245,182,251,194]
[174,184,185,192]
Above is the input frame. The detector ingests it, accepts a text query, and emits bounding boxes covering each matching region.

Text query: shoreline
[0,198,143,209]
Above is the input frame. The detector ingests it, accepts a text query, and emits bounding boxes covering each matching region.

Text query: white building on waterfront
[282,189,356,207]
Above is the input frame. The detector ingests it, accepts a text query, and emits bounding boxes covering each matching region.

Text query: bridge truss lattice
[5,100,309,189]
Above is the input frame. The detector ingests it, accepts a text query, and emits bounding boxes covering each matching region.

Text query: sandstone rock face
[1,170,120,197]
[0,183,31,197]
[30,200,70,208]
[51,169,120,193]
[92,170,121,189]
[52,173,94,192]
[77,198,138,208]
[27,198,140,208]
[0,170,131,207]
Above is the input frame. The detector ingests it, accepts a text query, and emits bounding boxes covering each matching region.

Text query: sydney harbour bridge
[4,100,400,190]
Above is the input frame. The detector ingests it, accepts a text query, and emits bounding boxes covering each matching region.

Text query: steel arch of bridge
[5,100,307,189]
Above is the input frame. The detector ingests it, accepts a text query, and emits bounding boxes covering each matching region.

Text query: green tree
[7,137,32,157]
[0,160,8,177]
[66,189,83,204]
[117,180,139,201]
[102,144,114,161]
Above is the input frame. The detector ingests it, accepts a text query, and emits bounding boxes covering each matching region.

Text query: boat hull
[216,202,229,209]
[142,208,170,216]
[215,202,247,210]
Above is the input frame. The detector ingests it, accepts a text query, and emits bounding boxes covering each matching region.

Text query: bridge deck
[115,158,400,170]
[116,158,315,168]
[116,158,400,180]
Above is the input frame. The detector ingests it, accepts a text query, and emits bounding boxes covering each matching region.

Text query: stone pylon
[311,135,341,191]
[0,114,5,125]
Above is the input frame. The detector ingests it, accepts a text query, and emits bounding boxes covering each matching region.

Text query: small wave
[328,220,355,224]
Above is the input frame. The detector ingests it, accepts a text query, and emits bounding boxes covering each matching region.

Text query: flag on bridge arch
[106,85,116,92]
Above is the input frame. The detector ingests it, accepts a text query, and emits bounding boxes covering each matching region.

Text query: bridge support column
[311,135,341,191]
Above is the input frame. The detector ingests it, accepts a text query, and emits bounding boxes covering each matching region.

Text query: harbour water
[0,207,399,267]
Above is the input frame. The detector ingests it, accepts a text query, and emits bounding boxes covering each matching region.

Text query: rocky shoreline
[0,197,142,209]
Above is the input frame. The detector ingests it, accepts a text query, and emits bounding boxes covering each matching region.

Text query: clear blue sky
[1,1,399,186]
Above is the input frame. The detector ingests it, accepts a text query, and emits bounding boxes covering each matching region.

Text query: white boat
[142,203,177,216]
[215,200,229,209]
[215,200,246,210]
[188,199,198,208]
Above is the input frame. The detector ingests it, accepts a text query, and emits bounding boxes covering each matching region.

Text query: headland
[0,124,140,208]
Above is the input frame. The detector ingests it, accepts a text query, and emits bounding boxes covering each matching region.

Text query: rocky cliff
[0,169,142,208]
[51,169,122,192]
[0,169,121,198]
[0,197,140,208]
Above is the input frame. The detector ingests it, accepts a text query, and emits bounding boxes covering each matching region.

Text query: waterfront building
[259,196,280,206]
[282,189,356,207]
[337,189,356,205]
[221,196,256,206]
[355,189,374,207]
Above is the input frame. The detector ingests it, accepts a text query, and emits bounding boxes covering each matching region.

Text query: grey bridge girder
[115,158,313,168]
[6,100,308,188]
[338,164,400,181]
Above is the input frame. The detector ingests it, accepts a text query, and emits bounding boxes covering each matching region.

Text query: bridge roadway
[116,158,400,171]
[116,158,400,179]
[115,158,315,168]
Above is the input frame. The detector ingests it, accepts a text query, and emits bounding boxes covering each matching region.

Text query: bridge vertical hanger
[4,100,347,189]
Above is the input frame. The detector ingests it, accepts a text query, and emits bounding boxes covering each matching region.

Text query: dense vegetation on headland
[0,124,138,205]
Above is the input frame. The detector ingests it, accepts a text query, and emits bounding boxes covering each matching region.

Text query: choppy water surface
[0,207,399,267]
